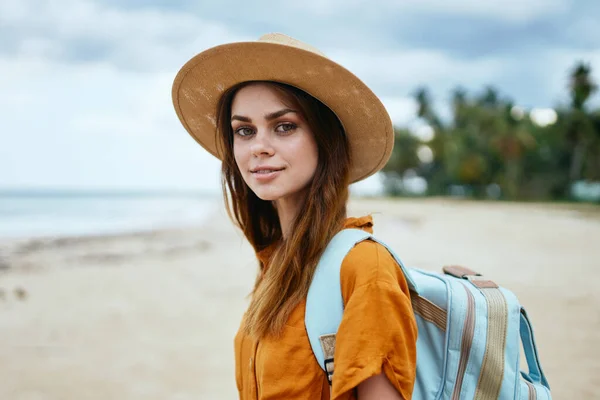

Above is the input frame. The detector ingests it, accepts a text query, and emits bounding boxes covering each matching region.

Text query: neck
[274,191,306,240]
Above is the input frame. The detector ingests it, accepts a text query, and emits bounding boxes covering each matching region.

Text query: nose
[250,130,274,157]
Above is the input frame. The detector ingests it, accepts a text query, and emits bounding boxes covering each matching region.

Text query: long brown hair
[216,81,351,339]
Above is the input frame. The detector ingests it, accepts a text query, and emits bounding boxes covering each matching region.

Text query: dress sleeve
[331,240,418,400]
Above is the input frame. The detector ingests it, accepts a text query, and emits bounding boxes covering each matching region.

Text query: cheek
[301,136,319,174]
[233,141,246,170]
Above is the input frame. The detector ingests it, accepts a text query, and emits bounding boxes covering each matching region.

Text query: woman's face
[231,83,319,203]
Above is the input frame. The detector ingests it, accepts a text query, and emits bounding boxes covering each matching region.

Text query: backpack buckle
[320,333,337,385]
[443,265,481,279]
[324,357,334,385]
[443,265,499,289]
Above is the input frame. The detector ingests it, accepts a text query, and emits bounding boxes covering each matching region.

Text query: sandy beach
[0,198,598,400]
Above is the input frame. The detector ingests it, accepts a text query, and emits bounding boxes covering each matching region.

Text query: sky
[1,0,599,193]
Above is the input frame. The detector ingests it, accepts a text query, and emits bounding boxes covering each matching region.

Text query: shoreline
[2,194,597,242]
[0,194,221,242]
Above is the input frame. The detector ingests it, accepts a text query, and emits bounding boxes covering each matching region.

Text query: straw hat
[171,33,394,183]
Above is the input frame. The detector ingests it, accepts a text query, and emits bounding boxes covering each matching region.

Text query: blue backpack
[305,228,552,399]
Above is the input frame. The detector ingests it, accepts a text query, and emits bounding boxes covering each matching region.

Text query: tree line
[382,62,600,202]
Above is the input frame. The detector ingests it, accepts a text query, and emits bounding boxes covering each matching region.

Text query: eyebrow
[231,108,297,123]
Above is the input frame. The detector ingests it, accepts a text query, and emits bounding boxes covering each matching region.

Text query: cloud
[327,47,517,119]
[290,0,570,22]
[331,48,508,94]
[0,0,598,190]
[0,55,221,190]
[0,0,243,190]
[379,97,419,126]
[0,0,249,72]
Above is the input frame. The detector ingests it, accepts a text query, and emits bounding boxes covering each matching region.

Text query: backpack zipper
[525,380,537,400]
[451,283,476,400]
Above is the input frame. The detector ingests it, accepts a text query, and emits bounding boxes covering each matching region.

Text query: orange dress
[234,216,417,400]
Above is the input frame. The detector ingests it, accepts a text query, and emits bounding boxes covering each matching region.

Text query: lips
[251,167,285,174]
[250,166,285,182]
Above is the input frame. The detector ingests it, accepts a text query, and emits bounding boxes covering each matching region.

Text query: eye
[234,127,254,137]
[276,123,297,133]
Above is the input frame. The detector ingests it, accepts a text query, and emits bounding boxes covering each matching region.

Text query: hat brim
[172,41,393,183]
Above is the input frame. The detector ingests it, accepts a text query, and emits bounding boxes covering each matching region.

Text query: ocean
[0,190,220,239]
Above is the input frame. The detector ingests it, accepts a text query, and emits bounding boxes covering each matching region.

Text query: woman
[172,33,417,400]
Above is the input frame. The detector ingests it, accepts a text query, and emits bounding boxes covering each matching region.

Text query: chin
[252,189,283,202]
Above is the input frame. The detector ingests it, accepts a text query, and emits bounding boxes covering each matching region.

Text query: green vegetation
[382,62,600,203]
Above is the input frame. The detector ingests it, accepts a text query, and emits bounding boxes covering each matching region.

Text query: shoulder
[340,239,410,304]
[333,238,418,398]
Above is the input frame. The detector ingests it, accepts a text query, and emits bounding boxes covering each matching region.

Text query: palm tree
[570,63,597,111]
[567,62,598,182]
[414,87,443,130]
[381,128,421,195]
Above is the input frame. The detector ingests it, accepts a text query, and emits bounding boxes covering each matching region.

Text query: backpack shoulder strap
[305,228,372,378]
[305,228,418,381]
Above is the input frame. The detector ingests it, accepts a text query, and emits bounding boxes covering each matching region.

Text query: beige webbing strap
[443,266,510,400]
[411,292,447,331]
[320,333,337,396]
[473,279,509,400]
